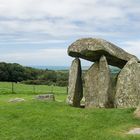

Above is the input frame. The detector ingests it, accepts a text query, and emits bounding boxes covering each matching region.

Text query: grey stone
[68,38,138,68]
[67,58,83,107]
[9,98,25,103]
[127,128,140,134]
[98,56,114,108]
[36,94,55,101]
[84,62,99,108]
[115,58,140,108]
[84,55,113,108]
[134,107,140,118]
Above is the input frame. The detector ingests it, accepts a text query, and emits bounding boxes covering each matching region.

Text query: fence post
[51,85,53,93]
[12,82,14,93]
[33,85,36,94]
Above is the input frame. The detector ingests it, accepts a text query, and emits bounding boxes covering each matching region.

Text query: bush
[56,80,68,87]
[0,62,69,87]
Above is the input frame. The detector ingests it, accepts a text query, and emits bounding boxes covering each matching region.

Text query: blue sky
[0,0,140,66]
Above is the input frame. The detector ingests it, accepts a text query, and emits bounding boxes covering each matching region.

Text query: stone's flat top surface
[8,98,25,103]
[68,38,138,68]
[127,128,140,134]
[36,94,55,101]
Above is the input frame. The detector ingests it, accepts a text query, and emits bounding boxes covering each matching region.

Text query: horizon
[0,0,140,66]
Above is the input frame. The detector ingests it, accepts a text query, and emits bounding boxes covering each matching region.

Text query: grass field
[0,82,67,95]
[0,82,67,102]
[0,82,140,140]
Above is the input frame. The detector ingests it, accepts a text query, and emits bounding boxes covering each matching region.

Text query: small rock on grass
[36,94,55,101]
[8,98,25,103]
[127,128,140,134]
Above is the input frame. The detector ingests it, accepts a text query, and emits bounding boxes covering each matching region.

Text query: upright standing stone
[67,58,83,107]
[134,105,140,118]
[84,55,113,108]
[98,56,113,108]
[84,62,99,108]
[115,58,140,108]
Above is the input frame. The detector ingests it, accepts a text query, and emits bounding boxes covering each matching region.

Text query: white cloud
[0,0,140,65]
[0,48,73,66]
[0,0,123,20]
[0,0,139,40]
[120,40,140,58]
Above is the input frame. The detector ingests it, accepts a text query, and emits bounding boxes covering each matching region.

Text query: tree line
[0,62,68,86]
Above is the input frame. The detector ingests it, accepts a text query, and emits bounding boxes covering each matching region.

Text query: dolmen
[67,38,140,108]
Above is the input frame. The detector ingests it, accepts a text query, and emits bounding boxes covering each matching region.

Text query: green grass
[0,82,140,140]
[0,82,66,94]
[0,82,67,102]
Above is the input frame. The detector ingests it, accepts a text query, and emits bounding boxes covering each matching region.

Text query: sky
[0,0,140,66]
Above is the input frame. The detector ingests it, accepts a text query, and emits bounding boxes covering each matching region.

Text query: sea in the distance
[30,66,70,70]
[29,65,91,70]
[29,65,120,73]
